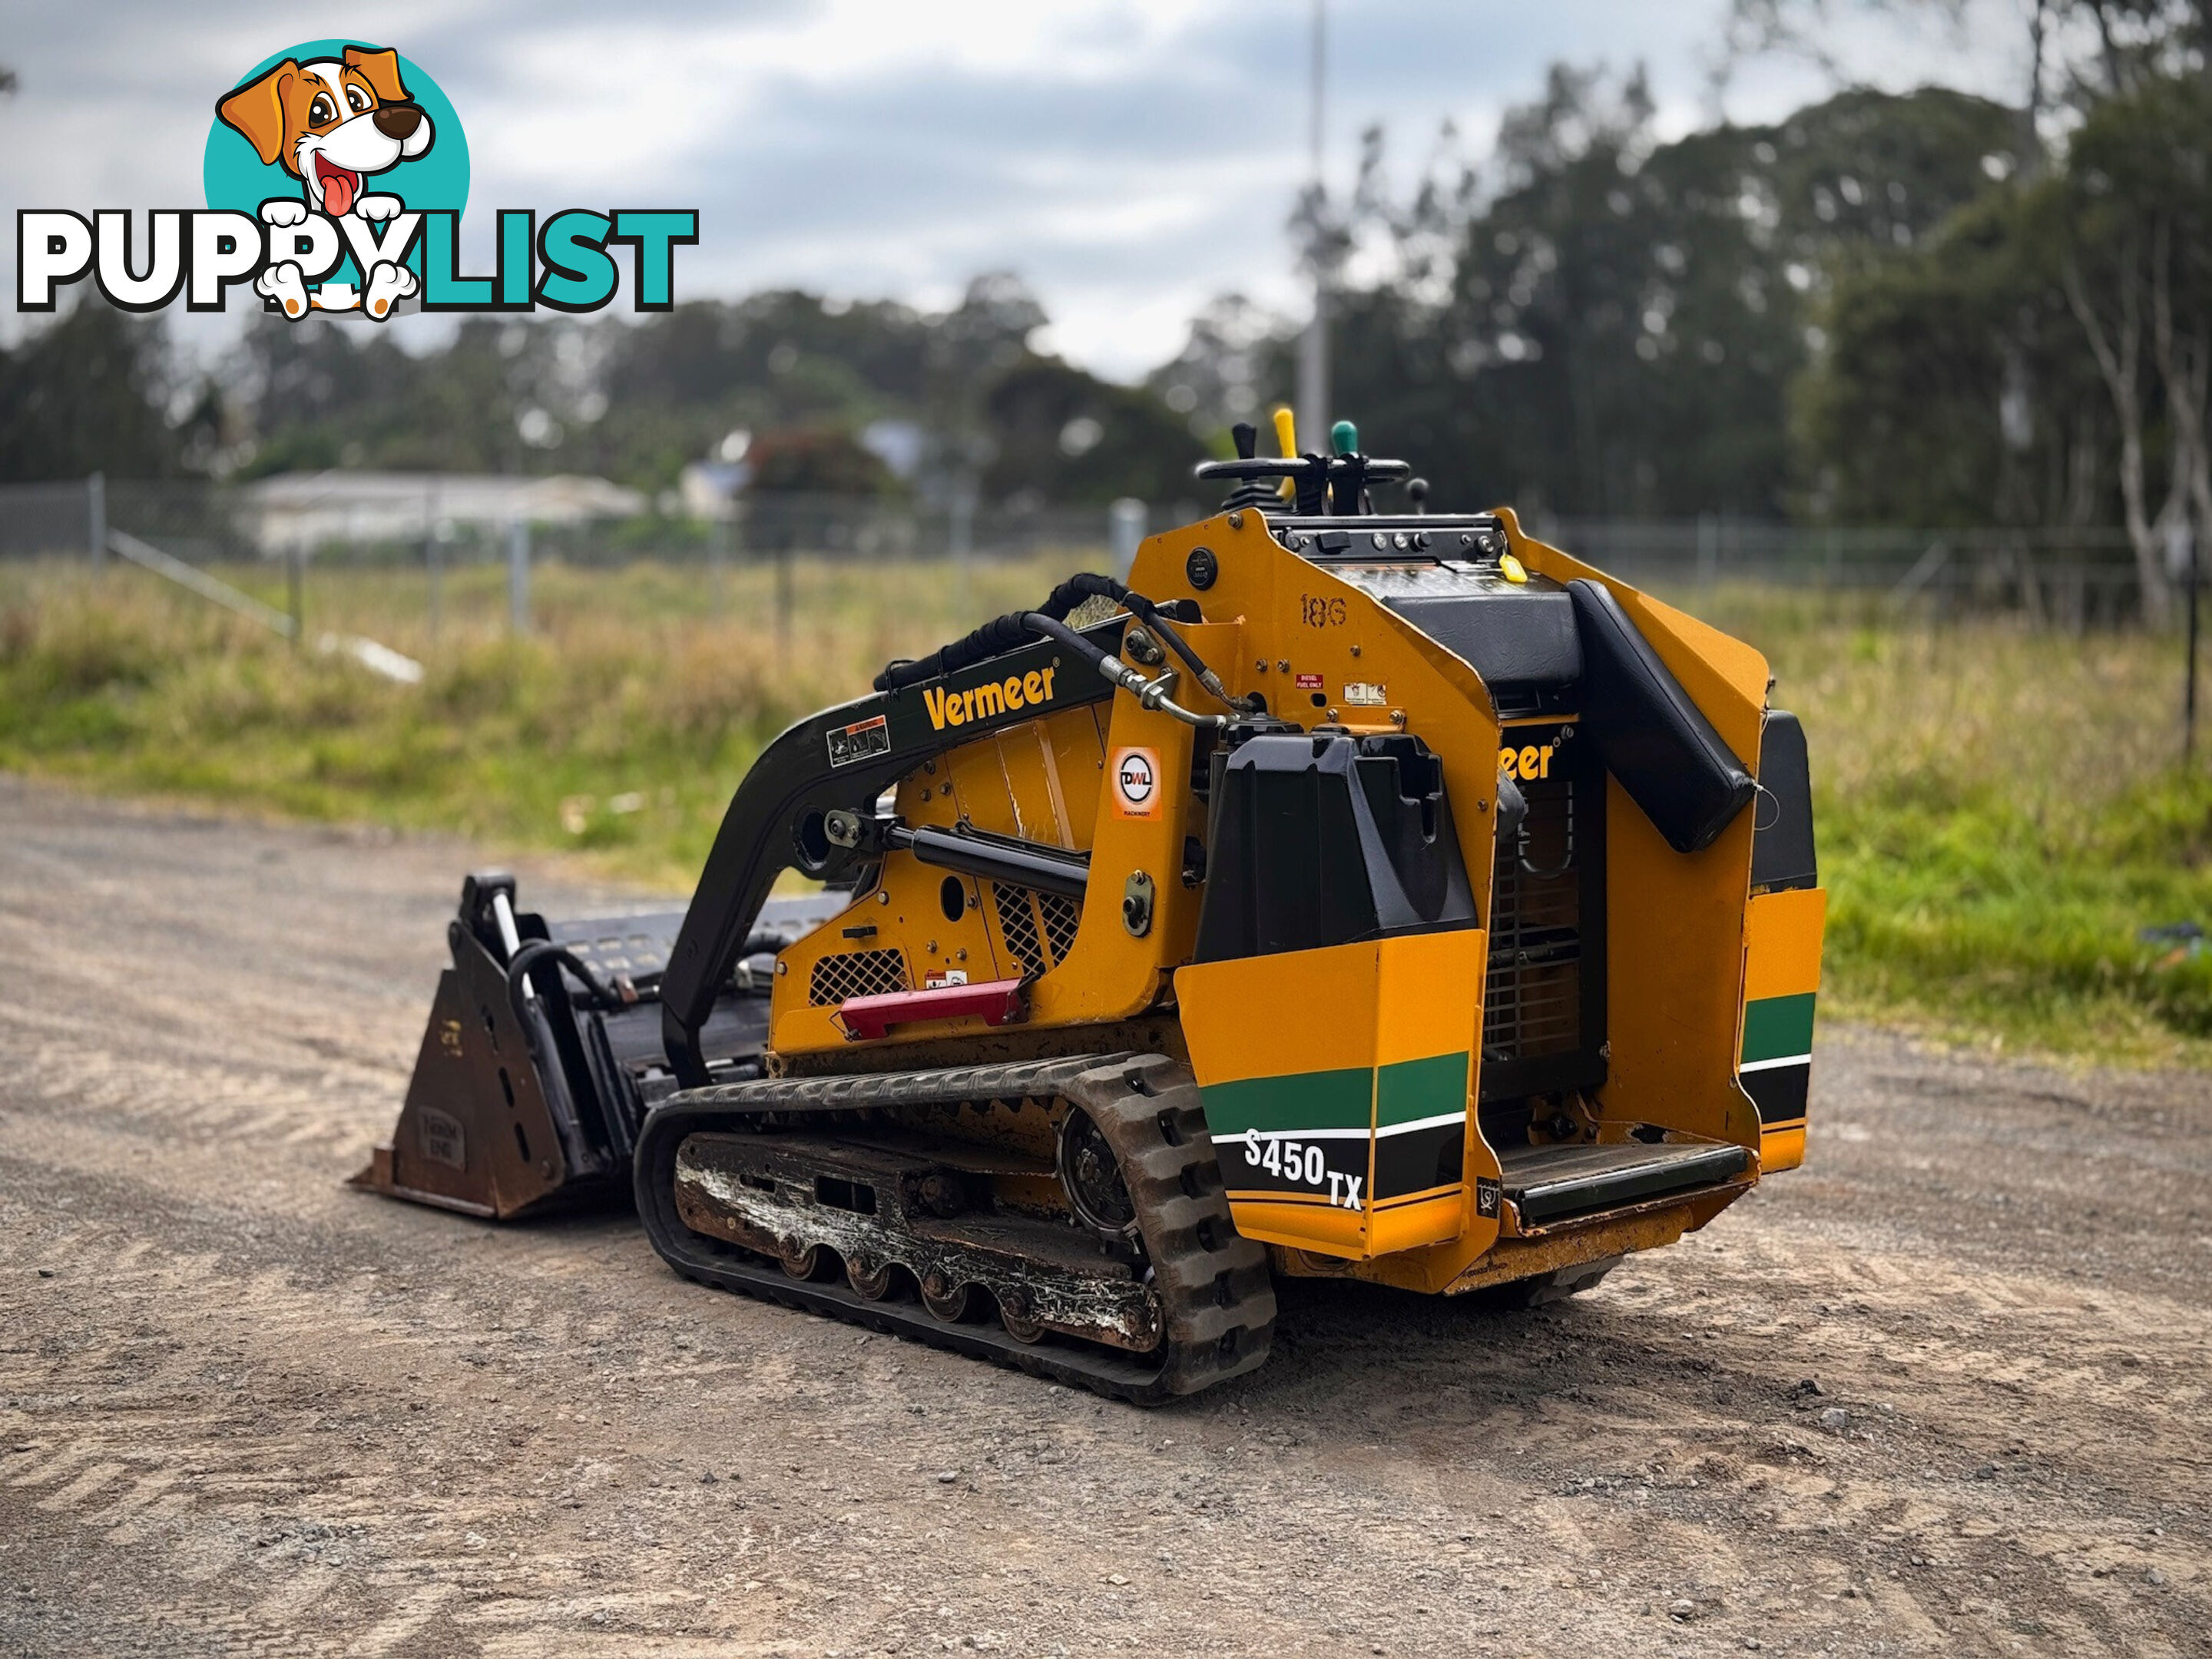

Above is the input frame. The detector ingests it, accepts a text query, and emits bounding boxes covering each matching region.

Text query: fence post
[285,545,304,646]
[775,539,793,660]
[425,528,442,641]
[2187,531,2201,767]
[949,475,975,616]
[88,472,106,568]
[1108,498,1147,581]
[507,518,531,634]
[422,481,441,643]
[707,515,727,618]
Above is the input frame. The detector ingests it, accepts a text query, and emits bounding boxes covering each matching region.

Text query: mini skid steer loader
[356,419,1825,1403]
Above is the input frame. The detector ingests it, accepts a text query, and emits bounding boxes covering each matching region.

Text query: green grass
[1696,586,2212,1064]
[0,554,1078,885]
[3,557,2207,1065]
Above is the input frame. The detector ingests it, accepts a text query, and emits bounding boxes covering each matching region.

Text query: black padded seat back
[1567,579,1755,855]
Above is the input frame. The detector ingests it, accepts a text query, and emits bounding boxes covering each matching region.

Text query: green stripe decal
[1376,1051,1469,1128]
[1742,992,1816,1065]
[1199,1066,1373,1137]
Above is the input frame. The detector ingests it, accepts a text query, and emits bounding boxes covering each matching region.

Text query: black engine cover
[1194,727,1477,963]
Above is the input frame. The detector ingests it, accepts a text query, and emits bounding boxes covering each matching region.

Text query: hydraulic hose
[874,571,1242,711]
[506,926,790,1046]
[1019,612,1228,730]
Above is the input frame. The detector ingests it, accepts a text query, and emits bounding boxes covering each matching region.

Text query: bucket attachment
[353,872,837,1220]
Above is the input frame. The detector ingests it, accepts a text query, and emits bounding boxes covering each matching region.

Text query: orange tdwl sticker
[1110,747,1162,819]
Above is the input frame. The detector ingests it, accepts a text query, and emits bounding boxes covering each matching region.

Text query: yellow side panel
[1744,886,1826,1000]
[1369,1192,1468,1256]
[1025,694,1200,1026]
[1743,886,1826,1172]
[1177,930,1487,1260]
[1760,1124,1807,1172]
[770,704,1104,1054]
[1177,939,1383,1082]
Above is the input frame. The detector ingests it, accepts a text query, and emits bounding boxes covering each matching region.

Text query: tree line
[5,16,2210,598]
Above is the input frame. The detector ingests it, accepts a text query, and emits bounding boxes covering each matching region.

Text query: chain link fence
[0,474,2171,632]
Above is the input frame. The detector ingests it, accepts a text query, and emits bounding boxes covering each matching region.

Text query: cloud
[1,0,2031,377]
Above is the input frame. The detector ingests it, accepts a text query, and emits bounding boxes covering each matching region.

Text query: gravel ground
[1,774,2207,1659]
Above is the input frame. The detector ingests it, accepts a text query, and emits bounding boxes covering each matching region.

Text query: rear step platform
[1498,1139,1748,1224]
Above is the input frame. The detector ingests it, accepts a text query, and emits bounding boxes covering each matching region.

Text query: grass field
[3,552,2207,1064]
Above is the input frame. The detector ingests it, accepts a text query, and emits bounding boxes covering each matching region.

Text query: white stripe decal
[1739,1054,1813,1075]
[1231,1112,1466,1144]
[1375,1110,1469,1138]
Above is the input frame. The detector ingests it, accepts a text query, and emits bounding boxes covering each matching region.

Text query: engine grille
[992,882,1084,978]
[1484,762,1585,1065]
[808,948,909,1007]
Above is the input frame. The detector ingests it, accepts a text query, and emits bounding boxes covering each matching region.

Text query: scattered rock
[1789,1377,1824,1399]
[36,1268,54,1279]
[1974,1463,1997,1480]
[1670,1599,1697,1621]
[2149,1568,2168,1587]
[699,1471,717,1484]
[1819,1407,1849,1432]
[936,1470,959,1485]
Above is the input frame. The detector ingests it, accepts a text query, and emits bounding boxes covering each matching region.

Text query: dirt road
[1,775,2206,1658]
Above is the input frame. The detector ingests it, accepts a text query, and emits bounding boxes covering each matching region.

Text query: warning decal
[826,713,892,768]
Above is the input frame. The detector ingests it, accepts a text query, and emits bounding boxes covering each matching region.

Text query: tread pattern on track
[632,1051,1277,1402]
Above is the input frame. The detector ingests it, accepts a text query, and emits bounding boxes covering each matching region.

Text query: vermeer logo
[922,666,1059,733]
[16,38,696,322]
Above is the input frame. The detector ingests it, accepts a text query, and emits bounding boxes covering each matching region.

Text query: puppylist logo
[16,41,696,321]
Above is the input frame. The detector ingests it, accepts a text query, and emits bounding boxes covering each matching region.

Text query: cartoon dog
[216,47,432,320]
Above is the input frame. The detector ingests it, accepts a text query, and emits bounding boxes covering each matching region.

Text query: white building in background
[243,472,646,554]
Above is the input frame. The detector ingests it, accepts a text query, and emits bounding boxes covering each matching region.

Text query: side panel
[769,627,1230,1053]
[1741,886,1826,1171]
[770,702,1109,1053]
[1177,929,1487,1260]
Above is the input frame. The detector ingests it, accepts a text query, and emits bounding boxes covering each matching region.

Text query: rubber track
[631,1053,1277,1403]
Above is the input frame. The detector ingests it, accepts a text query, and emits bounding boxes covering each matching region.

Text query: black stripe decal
[1373,1121,1465,1200]
[1743,1063,1810,1124]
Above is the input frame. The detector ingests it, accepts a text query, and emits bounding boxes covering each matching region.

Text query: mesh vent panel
[1038,890,1083,962]
[809,949,909,1006]
[992,882,1085,977]
[992,882,1047,977]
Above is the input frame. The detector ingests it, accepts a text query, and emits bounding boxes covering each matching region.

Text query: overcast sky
[1,0,2035,379]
